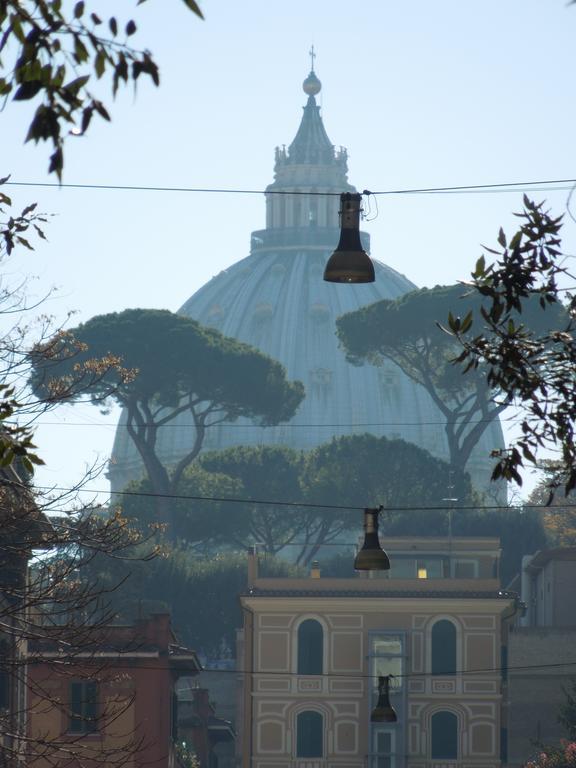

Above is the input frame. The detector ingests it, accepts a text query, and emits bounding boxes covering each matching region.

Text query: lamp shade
[371,675,397,723]
[354,507,390,571]
[324,192,375,283]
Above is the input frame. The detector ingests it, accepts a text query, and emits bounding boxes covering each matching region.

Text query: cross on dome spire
[303,48,321,98]
[309,44,316,72]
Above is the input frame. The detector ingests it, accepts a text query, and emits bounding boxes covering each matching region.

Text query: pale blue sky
[2,0,575,502]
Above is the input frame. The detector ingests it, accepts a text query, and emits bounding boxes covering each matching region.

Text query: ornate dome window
[309,302,330,322]
[206,304,225,327]
[252,302,274,322]
[270,262,286,277]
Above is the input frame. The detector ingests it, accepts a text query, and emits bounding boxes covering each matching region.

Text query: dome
[109,67,505,497]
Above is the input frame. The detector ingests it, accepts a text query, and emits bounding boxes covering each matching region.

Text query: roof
[208,716,235,743]
[28,616,202,673]
[287,94,336,165]
[244,587,511,600]
[525,547,576,571]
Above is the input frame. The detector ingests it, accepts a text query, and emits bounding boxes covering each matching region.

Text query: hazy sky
[3,0,575,504]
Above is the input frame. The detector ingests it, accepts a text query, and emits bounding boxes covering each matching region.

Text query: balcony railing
[430,762,459,768]
[250,227,370,252]
[292,761,323,768]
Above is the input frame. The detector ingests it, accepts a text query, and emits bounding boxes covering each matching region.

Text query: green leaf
[34,224,47,240]
[109,16,118,36]
[447,311,460,332]
[10,14,25,43]
[16,235,33,249]
[0,449,14,467]
[95,50,106,78]
[21,203,37,216]
[73,35,89,63]
[53,65,66,88]
[181,0,204,17]
[20,456,34,474]
[48,146,64,179]
[25,105,61,143]
[472,255,485,278]
[497,227,507,248]
[74,1,85,18]
[460,311,473,334]
[126,20,137,36]
[13,81,43,100]
[64,75,90,94]
[80,106,93,132]
[93,100,110,121]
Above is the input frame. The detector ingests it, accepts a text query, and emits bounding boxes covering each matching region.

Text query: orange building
[27,613,201,768]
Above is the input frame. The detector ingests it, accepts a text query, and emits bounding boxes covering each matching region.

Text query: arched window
[296,711,323,758]
[431,711,458,759]
[297,619,323,675]
[431,620,456,675]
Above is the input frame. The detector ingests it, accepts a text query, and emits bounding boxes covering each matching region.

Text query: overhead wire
[27,416,525,428]
[29,482,576,514]
[24,655,576,681]
[163,658,576,681]
[4,178,576,197]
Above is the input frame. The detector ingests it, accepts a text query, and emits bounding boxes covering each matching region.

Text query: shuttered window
[69,681,98,733]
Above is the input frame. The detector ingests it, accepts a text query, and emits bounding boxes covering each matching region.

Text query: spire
[262,56,357,236]
[288,96,334,165]
[276,56,340,167]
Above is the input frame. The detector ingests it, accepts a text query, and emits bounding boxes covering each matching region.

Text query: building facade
[238,540,514,768]
[506,548,576,766]
[0,467,51,766]
[27,614,202,768]
[177,684,235,768]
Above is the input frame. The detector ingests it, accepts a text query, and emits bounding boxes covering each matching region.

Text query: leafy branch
[0,0,203,178]
[448,197,576,496]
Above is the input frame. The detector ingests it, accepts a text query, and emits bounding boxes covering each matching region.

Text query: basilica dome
[109,68,504,496]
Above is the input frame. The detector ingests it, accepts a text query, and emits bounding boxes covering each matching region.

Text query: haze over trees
[121,434,475,565]
[527,463,576,546]
[337,277,566,488]
[337,284,505,480]
[30,308,305,538]
[89,549,304,656]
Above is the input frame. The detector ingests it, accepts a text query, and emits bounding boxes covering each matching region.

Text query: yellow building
[238,538,516,768]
